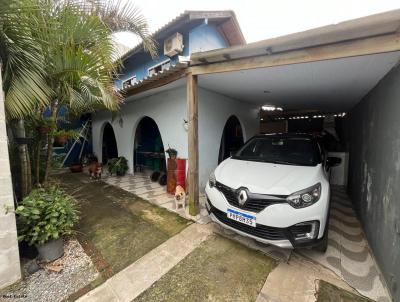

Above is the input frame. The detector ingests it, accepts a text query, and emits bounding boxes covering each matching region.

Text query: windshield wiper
[269,160,298,166]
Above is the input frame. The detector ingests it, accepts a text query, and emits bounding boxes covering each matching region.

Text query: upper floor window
[122,75,137,89]
[148,60,171,76]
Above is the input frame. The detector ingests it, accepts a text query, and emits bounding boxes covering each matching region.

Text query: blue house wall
[188,23,227,53]
[115,21,228,89]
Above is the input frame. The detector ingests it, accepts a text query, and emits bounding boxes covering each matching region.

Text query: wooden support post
[187,73,199,216]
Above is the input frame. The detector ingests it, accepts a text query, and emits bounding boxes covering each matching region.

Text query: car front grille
[215,181,287,213]
[209,202,287,241]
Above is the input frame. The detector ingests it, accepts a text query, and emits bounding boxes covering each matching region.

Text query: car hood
[215,158,322,195]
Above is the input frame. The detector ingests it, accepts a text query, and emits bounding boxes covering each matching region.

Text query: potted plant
[166,147,178,159]
[15,186,79,262]
[54,129,78,146]
[37,118,56,135]
[108,156,128,176]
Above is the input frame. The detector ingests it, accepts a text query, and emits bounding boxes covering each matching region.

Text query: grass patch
[316,280,374,302]
[135,235,277,302]
[57,174,190,274]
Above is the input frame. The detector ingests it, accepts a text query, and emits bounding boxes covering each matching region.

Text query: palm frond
[0,0,52,118]
[60,0,157,57]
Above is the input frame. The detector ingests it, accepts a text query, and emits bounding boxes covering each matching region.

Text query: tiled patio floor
[103,172,211,224]
[102,172,391,301]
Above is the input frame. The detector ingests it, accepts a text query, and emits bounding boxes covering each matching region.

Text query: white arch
[217,115,245,163]
[130,115,167,173]
[98,121,119,162]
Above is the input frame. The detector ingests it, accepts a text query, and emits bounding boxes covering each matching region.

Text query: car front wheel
[314,231,328,252]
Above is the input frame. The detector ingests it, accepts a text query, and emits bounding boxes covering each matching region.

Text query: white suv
[205,133,340,252]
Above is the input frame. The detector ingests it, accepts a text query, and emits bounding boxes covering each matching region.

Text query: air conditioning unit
[164,33,184,57]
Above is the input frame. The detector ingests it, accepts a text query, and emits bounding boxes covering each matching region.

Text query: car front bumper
[205,182,330,249]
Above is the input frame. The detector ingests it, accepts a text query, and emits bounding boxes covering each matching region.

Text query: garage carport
[186,10,400,301]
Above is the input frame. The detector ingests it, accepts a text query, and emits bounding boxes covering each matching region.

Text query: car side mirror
[326,156,341,167]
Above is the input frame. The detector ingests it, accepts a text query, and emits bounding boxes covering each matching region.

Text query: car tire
[314,231,328,253]
[314,207,330,253]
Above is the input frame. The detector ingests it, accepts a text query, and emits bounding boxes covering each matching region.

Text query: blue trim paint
[115,22,229,89]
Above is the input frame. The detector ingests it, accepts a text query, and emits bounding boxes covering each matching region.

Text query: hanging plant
[53,129,79,146]
[35,118,56,135]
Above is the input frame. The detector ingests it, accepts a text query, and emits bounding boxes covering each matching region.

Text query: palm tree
[36,0,156,183]
[0,0,51,118]
[1,0,156,190]
[0,0,52,197]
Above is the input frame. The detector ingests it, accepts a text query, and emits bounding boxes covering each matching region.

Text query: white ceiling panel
[198,52,400,111]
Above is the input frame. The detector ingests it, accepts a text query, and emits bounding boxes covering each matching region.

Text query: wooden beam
[186,73,199,216]
[190,33,400,75]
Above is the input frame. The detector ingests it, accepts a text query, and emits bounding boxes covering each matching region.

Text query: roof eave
[119,10,246,62]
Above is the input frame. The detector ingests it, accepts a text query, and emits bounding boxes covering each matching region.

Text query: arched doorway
[218,115,244,163]
[102,123,118,164]
[133,117,166,173]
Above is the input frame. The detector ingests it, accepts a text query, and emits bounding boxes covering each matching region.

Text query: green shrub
[53,129,79,139]
[15,186,79,245]
[108,156,128,176]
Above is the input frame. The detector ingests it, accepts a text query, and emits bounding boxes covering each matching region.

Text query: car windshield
[232,136,321,166]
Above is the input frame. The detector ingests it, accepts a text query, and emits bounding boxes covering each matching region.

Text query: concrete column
[0,67,21,289]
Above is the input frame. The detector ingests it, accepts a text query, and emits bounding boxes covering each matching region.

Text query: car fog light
[291,221,319,241]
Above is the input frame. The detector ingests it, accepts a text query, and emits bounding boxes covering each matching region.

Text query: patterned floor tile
[298,186,391,302]
[103,172,209,222]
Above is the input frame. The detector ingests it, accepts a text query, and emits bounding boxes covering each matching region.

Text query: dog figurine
[174,185,186,210]
[88,161,102,180]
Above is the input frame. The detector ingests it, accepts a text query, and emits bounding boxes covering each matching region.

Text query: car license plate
[227,209,256,227]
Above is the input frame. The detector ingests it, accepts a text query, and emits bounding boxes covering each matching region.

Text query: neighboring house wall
[347,64,400,301]
[198,88,259,189]
[0,73,21,289]
[92,86,188,173]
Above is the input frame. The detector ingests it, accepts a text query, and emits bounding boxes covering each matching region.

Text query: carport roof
[123,9,400,112]
[190,9,400,65]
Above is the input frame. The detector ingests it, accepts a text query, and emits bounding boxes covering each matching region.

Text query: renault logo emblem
[237,189,248,206]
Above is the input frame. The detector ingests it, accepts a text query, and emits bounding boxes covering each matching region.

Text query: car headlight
[286,183,321,209]
[209,171,216,188]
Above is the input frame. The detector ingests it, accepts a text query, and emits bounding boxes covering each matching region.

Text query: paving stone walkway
[77,224,213,302]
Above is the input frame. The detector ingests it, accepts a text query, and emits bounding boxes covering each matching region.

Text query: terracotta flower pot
[70,164,83,173]
[55,136,67,146]
[38,127,52,135]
